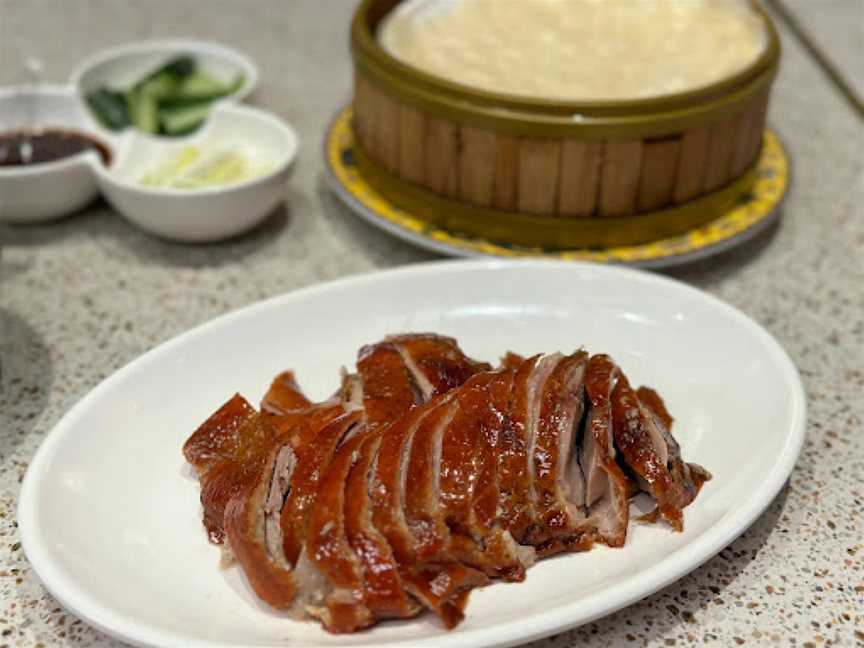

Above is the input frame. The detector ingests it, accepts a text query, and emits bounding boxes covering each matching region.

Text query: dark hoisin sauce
[0,128,111,167]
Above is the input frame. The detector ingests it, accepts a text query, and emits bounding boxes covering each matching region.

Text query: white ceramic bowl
[70,39,258,107]
[93,102,298,242]
[0,86,117,223]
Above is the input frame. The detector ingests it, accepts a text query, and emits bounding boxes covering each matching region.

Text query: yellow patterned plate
[324,108,789,268]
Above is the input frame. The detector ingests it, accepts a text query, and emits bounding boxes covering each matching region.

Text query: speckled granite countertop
[1,2,862,646]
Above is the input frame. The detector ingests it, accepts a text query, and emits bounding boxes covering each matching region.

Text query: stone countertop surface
[1,1,862,646]
[778,0,864,103]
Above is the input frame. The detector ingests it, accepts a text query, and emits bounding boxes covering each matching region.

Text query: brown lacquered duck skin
[582,355,633,548]
[223,439,297,609]
[183,395,277,544]
[261,371,312,416]
[183,335,710,634]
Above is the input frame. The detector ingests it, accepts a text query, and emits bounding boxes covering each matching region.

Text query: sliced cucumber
[85,88,130,130]
[137,73,180,100]
[127,90,159,134]
[159,102,211,135]
[159,55,196,79]
[169,72,233,101]
[84,57,243,137]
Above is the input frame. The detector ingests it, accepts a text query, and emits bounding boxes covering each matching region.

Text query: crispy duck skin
[369,405,433,564]
[611,374,682,528]
[280,411,363,565]
[581,355,633,547]
[184,337,710,634]
[438,371,533,578]
[398,396,495,625]
[218,400,351,609]
[183,395,277,544]
[495,354,542,543]
[531,352,589,547]
[223,439,297,608]
[260,371,312,417]
[610,374,715,531]
[638,388,712,511]
[636,386,673,430]
[185,335,486,620]
[301,430,375,633]
[344,433,421,621]
[357,342,422,429]
[403,396,459,563]
[387,333,492,398]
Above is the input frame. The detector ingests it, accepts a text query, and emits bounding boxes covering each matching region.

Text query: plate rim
[18,259,807,648]
[322,108,790,269]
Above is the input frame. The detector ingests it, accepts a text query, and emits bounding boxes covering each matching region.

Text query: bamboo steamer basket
[350,0,781,249]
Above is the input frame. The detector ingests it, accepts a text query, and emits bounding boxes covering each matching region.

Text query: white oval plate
[19,260,805,648]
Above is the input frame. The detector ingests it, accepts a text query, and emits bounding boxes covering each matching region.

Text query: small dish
[18,260,806,647]
[93,102,299,242]
[71,38,258,107]
[0,86,116,223]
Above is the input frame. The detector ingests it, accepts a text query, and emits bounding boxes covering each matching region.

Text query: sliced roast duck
[183,334,710,633]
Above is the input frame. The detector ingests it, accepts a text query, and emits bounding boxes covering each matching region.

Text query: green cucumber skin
[160,102,212,135]
[127,90,159,134]
[86,89,130,130]
[159,55,196,79]
[84,54,245,136]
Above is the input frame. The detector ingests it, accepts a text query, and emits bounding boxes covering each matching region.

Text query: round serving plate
[324,109,790,268]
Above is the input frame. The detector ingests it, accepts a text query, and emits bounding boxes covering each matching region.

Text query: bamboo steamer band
[351,0,781,140]
[353,139,758,250]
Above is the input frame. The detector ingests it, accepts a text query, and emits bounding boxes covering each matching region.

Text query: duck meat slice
[344,432,421,621]
[387,333,491,399]
[636,386,673,430]
[357,341,422,429]
[500,352,526,370]
[364,392,492,624]
[260,371,312,418]
[403,396,459,563]
[369,404,434,564]
[220,398,354,610]
[398,395,492,624]
[469,370,536,580]
[183,394,277,544]
[293,431,375,633]
[611,373,709,531]
[437,371,535,578]
[637,386,712,512]
[530,351,592,554]
[400,564,489,629]
[265,397,346,447]
[503,354,563,544]
[280,411,364,564]
[495,355,540,542]
[580,355,632,548]
[388,393,489,628]
[223,439,298,609]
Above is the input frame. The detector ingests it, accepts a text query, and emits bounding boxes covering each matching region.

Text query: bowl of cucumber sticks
[66,40,299,242]
[72,39,258,137]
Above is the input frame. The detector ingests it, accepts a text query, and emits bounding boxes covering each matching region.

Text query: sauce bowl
[0,86,116,223]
